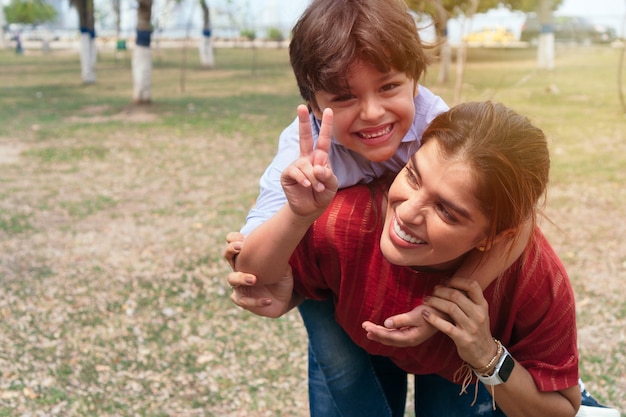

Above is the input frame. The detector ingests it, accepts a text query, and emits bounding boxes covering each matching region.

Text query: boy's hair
[421,101,550,254]
[289,0,431,109]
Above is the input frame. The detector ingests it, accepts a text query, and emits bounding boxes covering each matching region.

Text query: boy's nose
[359,97,385,121]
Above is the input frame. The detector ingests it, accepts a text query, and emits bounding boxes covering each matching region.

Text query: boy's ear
[475,228,517,252]
[308,100,323,120]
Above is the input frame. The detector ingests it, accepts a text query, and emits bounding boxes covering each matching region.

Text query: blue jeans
[298,298,511,416]
[298,298,407,417]
[413,373,506,416]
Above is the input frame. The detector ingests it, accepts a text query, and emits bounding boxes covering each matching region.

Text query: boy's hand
[281,105,338,219]
[362,305,440,348]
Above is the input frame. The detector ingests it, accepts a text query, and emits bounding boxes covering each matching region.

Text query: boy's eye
[332,94,355,102]
[380,83,398,92]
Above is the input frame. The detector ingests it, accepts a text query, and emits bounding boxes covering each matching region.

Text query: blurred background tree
[3,0,57,24]
[407,0,563,101]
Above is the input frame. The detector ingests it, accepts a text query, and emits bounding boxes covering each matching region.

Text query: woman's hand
[227,267,296,318]
[422,278,498,369]
[224,231,297,317]
[223,231,245,270]
[362,304,440,348]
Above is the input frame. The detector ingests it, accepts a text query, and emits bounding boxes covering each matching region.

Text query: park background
[2,0,626,43]
[1,2,626,416]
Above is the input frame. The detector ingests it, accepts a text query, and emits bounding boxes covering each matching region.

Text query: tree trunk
[432,0,450,84]
[199,0,215,68]
[0,5,7,50]
[133,0,153,104]
[452,0,478,105]
[536,0,554,70]
[113,0,121,41]
[72,0,97,83]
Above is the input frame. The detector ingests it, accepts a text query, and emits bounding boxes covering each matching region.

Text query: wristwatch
[475,346,515,386]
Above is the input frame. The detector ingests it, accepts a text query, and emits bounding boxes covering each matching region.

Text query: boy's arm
[235,204,320,284]
[240,116,303,236]
[235,107,336,285]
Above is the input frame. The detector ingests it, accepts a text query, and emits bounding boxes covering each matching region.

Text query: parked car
[521,13,617,45]
[463,26,517,44]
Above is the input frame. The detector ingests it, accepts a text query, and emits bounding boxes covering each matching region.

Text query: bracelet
[472,338,503,375]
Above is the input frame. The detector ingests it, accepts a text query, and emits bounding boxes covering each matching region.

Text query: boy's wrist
[285,205,324,226]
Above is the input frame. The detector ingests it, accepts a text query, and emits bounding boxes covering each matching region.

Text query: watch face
[499,353,515,382]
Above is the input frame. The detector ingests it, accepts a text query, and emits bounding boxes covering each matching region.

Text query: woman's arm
[491,372,580,417]
[424,277,580,417]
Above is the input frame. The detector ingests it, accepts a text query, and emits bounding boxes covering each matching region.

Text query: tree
[4,0,57,24]
[406,0,563,85]
[70,0,96,83]
[112,0,121,47]
[0,0,7,49]
[535,0,554,70]
[198,0,214,68]
[132,0,153,104]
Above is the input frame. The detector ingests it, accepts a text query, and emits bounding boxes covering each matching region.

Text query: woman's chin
[380,240,416,266]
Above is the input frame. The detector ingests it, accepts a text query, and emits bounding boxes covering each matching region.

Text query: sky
[201,0,626,40]
[446,0,626,42]
[37,0,626,39]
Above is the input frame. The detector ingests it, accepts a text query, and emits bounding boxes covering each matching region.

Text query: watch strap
[475,346,514,386]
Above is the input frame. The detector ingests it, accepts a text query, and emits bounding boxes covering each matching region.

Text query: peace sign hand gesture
[280,105,338,221]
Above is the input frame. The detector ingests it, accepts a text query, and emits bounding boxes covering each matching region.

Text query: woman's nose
[398,200,427,225]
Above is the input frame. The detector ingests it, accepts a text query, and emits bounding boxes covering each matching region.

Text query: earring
[477,246,486,252]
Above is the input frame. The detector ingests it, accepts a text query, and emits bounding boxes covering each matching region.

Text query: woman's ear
[476,228,517,252]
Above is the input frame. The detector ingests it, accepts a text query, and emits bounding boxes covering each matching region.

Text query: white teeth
[360,124,392,139]
[394,219,424,244]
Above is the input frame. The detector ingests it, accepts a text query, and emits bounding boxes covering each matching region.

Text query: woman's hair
[289,0,431,108]
[421,101,550,252]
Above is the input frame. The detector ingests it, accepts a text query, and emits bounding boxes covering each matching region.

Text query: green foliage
[267,27,284,42]
[240,28,256,41]
[4,0,57,24]
[406,0,564,16]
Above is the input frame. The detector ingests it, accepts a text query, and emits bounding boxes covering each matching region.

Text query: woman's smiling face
[380,139,491,270]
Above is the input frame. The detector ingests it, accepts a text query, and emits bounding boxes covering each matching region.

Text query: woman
[234,101,581,416]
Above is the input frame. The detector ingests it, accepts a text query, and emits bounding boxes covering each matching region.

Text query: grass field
[0,43,624,416]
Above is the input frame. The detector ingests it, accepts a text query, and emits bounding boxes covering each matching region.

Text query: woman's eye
[404,168,419,187]
[436,204,457,223]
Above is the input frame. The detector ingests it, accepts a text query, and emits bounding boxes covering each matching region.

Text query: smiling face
[310,60,418,163]
[380,139,491,270]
